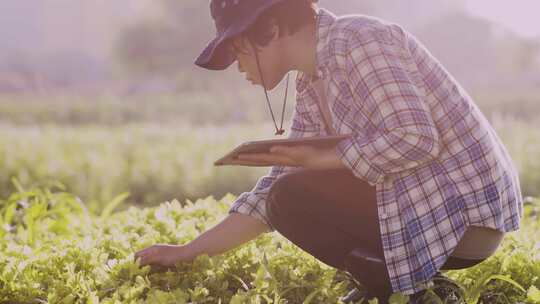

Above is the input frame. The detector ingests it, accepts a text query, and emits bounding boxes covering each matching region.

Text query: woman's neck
[283,20,318,77]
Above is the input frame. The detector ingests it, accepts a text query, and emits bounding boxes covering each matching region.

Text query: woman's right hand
[133,213,270,271]
[134,243,195,268]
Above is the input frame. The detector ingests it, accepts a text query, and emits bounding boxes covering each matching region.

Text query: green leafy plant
[0,186,538,303]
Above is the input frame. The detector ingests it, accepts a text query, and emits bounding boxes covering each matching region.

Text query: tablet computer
[214,134,353,166]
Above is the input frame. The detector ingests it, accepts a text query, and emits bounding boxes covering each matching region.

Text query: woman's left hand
[232,145,348,170]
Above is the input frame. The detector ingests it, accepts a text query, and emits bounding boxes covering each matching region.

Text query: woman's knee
[266,169,320,220]
[266,171,308,222]
[266,168,354,220]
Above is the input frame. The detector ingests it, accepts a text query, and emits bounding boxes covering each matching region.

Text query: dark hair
[229,0,318,54]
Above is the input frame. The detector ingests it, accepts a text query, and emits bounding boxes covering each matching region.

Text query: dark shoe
[409,272,466,304]
[339,270,370,303]
[340,287,369,303]
[342,248,392,304]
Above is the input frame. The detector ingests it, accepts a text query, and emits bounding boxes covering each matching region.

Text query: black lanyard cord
[251,40,289,136]
[280,73,290,134]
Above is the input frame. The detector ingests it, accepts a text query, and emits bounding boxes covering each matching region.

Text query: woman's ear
[233,35,250,55]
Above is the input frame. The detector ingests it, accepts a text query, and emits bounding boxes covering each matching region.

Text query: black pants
[266,168,485,302]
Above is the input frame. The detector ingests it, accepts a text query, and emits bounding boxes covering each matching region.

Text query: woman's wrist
[323,147,348,170]
[181,242,200,262]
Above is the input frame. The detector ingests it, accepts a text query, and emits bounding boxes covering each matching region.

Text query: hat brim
[194,0,288,70]
[194,26,238,70]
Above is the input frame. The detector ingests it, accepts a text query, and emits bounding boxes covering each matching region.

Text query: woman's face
[228,34,287,91]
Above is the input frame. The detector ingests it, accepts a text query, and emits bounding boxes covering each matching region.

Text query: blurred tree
[113,0,374,78]
[415,11,502,89]
[516,39,540,73]
[114,0,212,77]
[114,0,540,91]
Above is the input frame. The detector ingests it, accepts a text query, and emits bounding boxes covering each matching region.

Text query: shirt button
[387,250,395,258]
[380,212,388,219]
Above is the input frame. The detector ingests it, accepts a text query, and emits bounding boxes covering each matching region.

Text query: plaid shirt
[229,7,523,295]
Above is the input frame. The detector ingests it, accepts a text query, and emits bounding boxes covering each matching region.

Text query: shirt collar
[295,7,337,93]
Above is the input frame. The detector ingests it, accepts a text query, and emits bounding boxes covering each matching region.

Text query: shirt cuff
[228,192,276,233]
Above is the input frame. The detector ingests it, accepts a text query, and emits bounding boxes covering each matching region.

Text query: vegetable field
[1,183,539,303]
[0,118,539,213]
[0,107,539,303]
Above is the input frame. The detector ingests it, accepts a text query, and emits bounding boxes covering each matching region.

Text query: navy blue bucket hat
[194,0,290,70]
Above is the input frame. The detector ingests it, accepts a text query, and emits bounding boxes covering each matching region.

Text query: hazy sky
[466,0,540,38]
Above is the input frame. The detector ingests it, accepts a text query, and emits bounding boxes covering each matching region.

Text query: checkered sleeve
[336,26,441,185]
[228,101,320,232]
[228,165,292,232]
